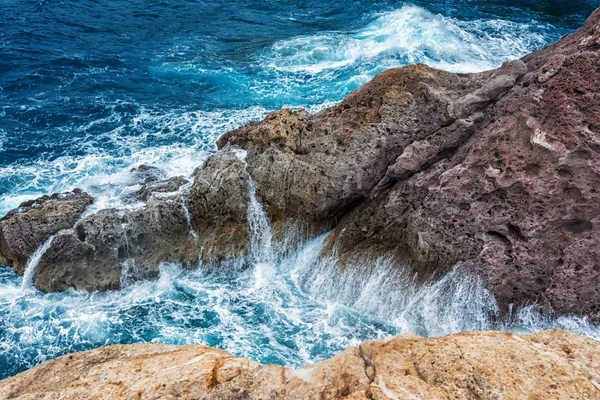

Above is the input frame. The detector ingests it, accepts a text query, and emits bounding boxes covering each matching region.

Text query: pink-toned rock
[217,8,600,317]
[1,329,599,399]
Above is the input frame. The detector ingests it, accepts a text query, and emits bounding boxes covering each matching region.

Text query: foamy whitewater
[1,0,599,380]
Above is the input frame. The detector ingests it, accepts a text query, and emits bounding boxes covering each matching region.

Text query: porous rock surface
[218,8,600,316]
[1,329,599,399]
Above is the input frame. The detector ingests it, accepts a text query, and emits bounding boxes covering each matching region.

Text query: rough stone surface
[217,8,600,316]
[186,151,252,263]
[1,8,599,317]
[129,164,166,185]
[0,190,93,275]
[135,176,190,201]
[1,329,599,399]
[34,195,200,292]
[31,151,253,292]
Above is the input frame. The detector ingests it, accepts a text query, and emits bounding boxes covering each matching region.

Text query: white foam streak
[21,236,54,291]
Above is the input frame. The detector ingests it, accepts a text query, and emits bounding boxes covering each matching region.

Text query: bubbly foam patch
[261,5,551,75]
[0,105,269,216]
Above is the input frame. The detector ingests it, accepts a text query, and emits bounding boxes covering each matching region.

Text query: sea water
[1,0,599,379]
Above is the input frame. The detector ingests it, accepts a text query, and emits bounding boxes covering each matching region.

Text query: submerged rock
[1,329,599,399]
[0,190,93,275]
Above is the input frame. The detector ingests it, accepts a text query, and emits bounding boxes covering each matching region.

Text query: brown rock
[1,329,598,399]
[135,175,190,201]
[324,8,600,316]
[34,195,200,292]
[186,151,252,263]
[214,8,600,316]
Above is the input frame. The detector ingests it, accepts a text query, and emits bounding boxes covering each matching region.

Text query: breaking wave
[261,5,551,77]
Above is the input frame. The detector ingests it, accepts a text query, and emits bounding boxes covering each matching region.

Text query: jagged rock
[30,151,252,291]
[2,7,599,316]
[217,8,600,317]
[1,329,599,399]
[186,151,252,262]
[34,195,200,292]
[0,190,93,275]
[129,164,166,185]
[135,176,190,201]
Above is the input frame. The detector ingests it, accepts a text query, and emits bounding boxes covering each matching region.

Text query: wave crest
[261,5,550,75]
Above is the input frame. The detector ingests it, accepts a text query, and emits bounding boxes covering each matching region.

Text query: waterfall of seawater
[20,236,54,291]
[178,183,200,242]
[232,149,276,289]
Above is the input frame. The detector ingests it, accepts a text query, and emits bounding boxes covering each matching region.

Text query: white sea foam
[1,230,599,378]
[20,236,54,291]
[0,106,270,216]
[261,5,550,76]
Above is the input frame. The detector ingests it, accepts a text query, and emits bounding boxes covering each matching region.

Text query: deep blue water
[0,0,597,214]
[1,0,599,380]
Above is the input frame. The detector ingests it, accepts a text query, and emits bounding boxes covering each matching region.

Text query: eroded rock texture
[0,190,93,275]
[218,8,600,316]
[1,329,599,399]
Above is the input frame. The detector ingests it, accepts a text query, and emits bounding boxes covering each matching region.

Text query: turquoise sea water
[1,0,599,380]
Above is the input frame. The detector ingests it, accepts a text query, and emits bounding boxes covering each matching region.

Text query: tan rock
[1,329,599,399]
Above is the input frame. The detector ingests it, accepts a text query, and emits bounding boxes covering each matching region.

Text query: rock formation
[217,8,600,317]
[0,190,93,275]
[1,329,599,399]
[0,8,599,318]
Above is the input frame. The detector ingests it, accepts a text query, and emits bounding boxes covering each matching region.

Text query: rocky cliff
[1,329,599,399]
[1,8,599,319]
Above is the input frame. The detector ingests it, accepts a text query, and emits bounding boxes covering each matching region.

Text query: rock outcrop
[217,7,600,316]
[1,329,599,399]
[0,8,599,317]
[30,151,254,292]
[0,190,93,275]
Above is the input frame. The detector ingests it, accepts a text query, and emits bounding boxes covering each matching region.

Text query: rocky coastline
[1,7,600,399]
[2,329,599,399]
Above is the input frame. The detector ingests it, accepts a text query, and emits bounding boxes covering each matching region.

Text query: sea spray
[231,149,276,289]
[1,233,599,380]
[178,183,200,242]
[20,236,54,291]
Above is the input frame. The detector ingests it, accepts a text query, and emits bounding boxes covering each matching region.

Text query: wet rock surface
[134,175,190,201]
[34,196,200,292]
[0,190,93,275]
[218,8,600,316]
[1,329,599,399]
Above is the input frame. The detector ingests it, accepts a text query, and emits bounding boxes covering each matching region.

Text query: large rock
[28,151,252,292]
[34,195,200,292]
[0,190,93,274]
[216,8,600,317]
[186,151,252,263]
[2,8,600,316]
[1,329,599,399]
